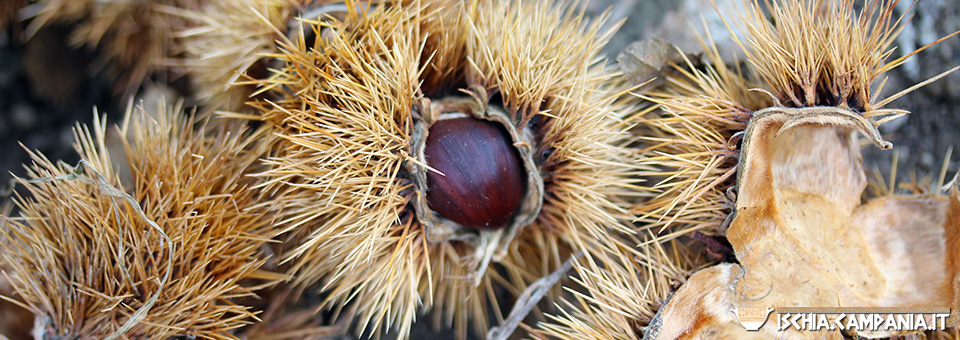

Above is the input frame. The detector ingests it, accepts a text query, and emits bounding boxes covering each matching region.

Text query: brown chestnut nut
[425,117,526,230]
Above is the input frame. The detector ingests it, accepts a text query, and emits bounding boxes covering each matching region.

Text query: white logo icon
[736,307,775,331]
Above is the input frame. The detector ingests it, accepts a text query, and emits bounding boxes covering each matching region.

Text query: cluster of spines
[0,103,279,339]
[22,0,202,91]
[240,0,644,339]
[633,43,768,239]
[171,0,309,111]
[9,0,949,339]
[541,0,960,339]
[534,235,698,340]
[634,0,948,239]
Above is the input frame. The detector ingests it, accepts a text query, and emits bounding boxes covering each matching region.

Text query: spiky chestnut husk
[632,41,770,239]
[171,0,374,112]
[531,234,699,340]
[170,0,321,112]
[0,102,281,339]
[633,0,960,239]
[0,204,34,340]
[244,0,641,338]
[570,0,960,339]
[24,0,197,92]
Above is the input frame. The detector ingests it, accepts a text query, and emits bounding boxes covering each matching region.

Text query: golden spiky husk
[246,0,641,338]
[26,0,197,91]
[172,0,310,111]
[633,43,770,238]
[533,234,699,340]
[0,204,33,340]
[735,0,897,110]
[633,0,945,239]
[0,103,280,339]
[538,0,959,338]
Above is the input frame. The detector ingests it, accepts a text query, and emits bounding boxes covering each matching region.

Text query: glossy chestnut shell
[424,117,526,230]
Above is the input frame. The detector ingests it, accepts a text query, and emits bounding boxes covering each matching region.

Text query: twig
[486,252,581,340]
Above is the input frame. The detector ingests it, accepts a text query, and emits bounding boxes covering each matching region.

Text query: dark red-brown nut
[425,117,526,230]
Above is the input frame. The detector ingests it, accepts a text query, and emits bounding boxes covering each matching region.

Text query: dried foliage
[239,0,642,339]
[0,103,280,339]
[24,0,198,91]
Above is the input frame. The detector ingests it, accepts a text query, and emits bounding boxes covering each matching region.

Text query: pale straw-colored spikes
[1,102,280,339]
